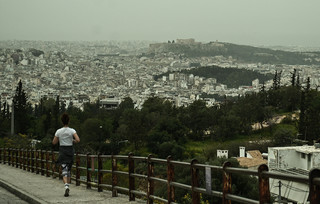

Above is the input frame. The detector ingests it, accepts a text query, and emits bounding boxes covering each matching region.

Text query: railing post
[222,161,232,204]
[16,149,19,168]
[41,150,44,175]
[309,168,320,204]
[111,154,118,197]
[128,152,135,201]
[191,159,200,204]
[3,148,6,164]
[167,156,175,204]
[26,149,30,171]
[19,148,23,169]
[8,148,11,166]
[31,149,34,172]
[29,149,32,171]
[147,154,154,204]
[51,150,55,178]
[12,148,15,167]
[23,149,26,171]
[76,152,80,186]
[98,153,103,192]
[11,149,15,167]
[36,150,39,174]
[46,150,50,177]
[258,164,270,204]
[13,149,16,167]
[11,149,14,167]
[86,153,91,189]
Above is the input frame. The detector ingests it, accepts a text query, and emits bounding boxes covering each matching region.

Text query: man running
[52,113,80,197]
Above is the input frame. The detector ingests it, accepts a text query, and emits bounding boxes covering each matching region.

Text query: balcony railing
[1,147,320,204]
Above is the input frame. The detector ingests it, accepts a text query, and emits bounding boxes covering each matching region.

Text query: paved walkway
[0,185,29,204]
[0,164,145,204]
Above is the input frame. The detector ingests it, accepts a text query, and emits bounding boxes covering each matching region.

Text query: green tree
[181,100,210,140]
[273,125,297,146]
[112,97,135,131]
[291,69,296,86]
[214,113,241,140]
[53,95,60,130]
[119,109,145,150]
[303,91,320,142]
[80,118,103,145]
[13,80,30,134]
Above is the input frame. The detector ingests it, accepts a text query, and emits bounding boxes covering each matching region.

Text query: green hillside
[149,41,320,65]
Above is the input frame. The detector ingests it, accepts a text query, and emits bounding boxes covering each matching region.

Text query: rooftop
[269,145,320,154]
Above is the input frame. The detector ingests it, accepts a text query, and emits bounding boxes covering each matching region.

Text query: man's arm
[52,136,59,145]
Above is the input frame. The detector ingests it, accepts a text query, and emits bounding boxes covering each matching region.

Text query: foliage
[273,125,297,146]
[13,80,30,134]
[2,73,320,157]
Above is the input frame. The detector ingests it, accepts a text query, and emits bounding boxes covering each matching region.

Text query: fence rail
[0,147,320,204]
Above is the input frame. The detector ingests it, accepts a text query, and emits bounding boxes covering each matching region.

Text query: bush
[158,142,185,159]
[273,125,297,146]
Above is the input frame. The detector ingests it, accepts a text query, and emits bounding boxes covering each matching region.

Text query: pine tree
[291,69,296,86]
[306,77,311,92]
[277,71,282,89]
[53,95,60,129]
[2,101,6,118]
[13,80,29,134]
[6,103,10,119]
[272,71,278,90]
[298,91,306,140]
[296,73,300,88]
[260,81,265,92]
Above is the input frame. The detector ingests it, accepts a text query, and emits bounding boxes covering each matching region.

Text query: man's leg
[61,164,70,197]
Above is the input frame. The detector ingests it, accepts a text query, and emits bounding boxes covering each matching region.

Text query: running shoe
[64,188,70,197]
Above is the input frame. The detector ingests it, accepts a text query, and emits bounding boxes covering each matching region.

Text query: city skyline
[1,0,320,47]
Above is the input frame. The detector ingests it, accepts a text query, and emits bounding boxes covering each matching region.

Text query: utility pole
[277,180,282,203]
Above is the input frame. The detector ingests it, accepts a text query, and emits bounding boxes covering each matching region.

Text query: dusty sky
[0,0,319,46]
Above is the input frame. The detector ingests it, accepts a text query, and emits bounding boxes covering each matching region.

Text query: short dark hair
[61,113,70,125]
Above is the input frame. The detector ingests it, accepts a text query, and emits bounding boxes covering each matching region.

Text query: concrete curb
[0,178,47,204]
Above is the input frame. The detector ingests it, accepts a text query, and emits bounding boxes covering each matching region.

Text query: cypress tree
[53,95,60,129]
[291,69,296,86]
[13,80,29,134]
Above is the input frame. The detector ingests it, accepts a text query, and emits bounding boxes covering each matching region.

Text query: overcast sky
[0,0,319,47]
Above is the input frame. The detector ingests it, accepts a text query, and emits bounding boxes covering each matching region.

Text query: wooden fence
[0,147,320,204]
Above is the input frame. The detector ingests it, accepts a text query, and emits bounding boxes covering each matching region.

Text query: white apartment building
[268,145,320,203]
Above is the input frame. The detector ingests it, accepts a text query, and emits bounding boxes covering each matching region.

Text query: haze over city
[1,0,320,47]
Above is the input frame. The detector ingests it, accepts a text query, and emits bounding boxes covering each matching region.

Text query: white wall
[217,150,228,158]
[312,152,320,169]
[268,148,309,170]
[239,147,245,157]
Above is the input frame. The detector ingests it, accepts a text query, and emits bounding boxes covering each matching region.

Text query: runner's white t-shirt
[55,127,76,146]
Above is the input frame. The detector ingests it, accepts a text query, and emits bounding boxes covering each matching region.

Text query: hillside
[148,41,320,65]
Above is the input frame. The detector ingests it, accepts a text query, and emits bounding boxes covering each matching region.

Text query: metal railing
[0,147,320,204]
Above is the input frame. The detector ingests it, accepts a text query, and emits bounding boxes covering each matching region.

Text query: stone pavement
[0,164,145,204]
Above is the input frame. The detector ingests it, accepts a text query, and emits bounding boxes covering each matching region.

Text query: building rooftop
[269,145,320,154]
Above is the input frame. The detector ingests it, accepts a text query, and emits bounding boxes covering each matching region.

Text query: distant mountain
[148,41,320,65]
[154,65,274,88]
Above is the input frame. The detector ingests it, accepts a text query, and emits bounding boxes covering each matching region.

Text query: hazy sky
[1,0,319,46]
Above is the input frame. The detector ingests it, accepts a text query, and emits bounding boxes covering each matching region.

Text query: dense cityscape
[2,0,320,203]
[1,39,320,110]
